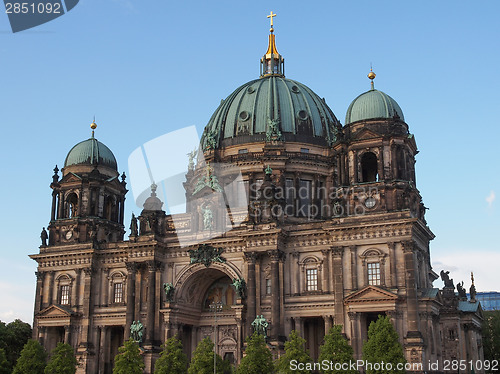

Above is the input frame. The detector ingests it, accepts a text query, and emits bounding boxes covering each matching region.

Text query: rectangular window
[367,262,381,286]
[266,279,272,295]
[238,148,248,154]
[60,285,70,305]
[300,148,310,153]
[253,178,263,199]
[306,269,318,291]
[114,282,123,303]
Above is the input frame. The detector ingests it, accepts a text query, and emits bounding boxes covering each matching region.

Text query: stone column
[98,326,108,374]
[321,249,330,293]
[46,271,54,307]
[323,315,333,333]
[34,271,44,313]
[350,246,358,290]
[402,241,420,335]
[348,312,362,359]
[145,261,157,345]
[51,191,57,221]
[57,191,64,219]
[388,242,397,287]
[332,247,344,325]
[294,317,304,337]
[124,262,137,340]
[79,267,95,348]
[269,250,281,341]
[64,325,71,345]
[245,252,257,337]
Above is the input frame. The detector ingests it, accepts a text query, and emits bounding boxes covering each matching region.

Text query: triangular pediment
[353,128,381,141]
[59,173,82,184]
[344,285,398,304]
[37,304,74,318]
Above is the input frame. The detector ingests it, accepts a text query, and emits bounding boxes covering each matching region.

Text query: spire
[368,67,376,90]
[260,11,284,78]
[90,117,97,138]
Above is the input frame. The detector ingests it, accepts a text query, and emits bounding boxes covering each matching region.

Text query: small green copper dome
[201,76,341,149]
[64,137,118,170]
[345,88,404,125]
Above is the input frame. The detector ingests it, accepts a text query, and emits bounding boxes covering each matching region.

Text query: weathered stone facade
[30,27,483,374]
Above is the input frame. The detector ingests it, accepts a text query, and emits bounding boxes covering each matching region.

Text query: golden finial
[368,66,376,90]
[267,11,277,32]
[90,117,97,137]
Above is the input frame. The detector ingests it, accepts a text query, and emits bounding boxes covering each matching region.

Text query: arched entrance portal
[163,265,244,364]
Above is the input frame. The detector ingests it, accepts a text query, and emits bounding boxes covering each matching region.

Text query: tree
[112,339,145,374]
[44,342,77,374]
[362,315,406,374]
[275,330,312,374]
[318,325,358,374]
[483,310,500,363]
[12,339,47,374]
[187,337,230,374]
[154,335,188,374]
[236,333,273,374]
[0,348,10,374]
[0,319,32,371]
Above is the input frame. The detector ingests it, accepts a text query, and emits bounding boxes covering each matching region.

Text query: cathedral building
[31,16,483,374]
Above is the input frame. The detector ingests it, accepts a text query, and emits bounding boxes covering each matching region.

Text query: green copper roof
[64,137,117,170]
[345,88,404,125]
[201,76,341,149]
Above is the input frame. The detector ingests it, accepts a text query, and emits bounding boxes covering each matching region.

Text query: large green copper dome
[345,88,404,125]
[64,137,118,170]
[201,76,341,149]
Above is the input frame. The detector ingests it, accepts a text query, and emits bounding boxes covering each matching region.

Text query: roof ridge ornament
[90,116,97,138]
[368,66,376,90]
[260,11,284,78]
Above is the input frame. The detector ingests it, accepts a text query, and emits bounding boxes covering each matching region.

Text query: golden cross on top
[267,11,277,27]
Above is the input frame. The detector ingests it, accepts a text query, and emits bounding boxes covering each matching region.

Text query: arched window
[361,152,378,182]
[66,193,78,218]
[56,274,73,305]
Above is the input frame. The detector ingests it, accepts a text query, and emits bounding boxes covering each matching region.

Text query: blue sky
[0,0,499,323]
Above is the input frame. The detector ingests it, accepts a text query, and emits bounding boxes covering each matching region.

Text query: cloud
[432,251,500,292]
[486,190,495,208]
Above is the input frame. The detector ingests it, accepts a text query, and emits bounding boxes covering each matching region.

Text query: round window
[364,197,376,209]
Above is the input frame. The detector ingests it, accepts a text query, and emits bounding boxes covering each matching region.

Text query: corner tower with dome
[30,15,484,374]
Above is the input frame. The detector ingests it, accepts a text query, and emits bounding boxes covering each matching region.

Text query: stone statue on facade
[232,277,246,299]
[40,227,48,246]
[130,213,138,236]
[163,282,175,302]
[130,320,144,343]
[188,244,226,267]
[251,315,269,339]
[187,148,198,171]
[469,272,476,302]
[202,205,213,231]
[456,281,467,299]
[266,118,282,142]
[440,270,454,289]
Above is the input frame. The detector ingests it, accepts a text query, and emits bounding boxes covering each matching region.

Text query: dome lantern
[260,11,284,78]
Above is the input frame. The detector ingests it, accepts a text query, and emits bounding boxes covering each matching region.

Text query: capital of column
[331,246,344,258]
[401,240,415,253]
[83,266,95,276]
[244,252,257,264]
[146,260,160,272]
[267,249,285,262]
[347,311,360,321]
[35,271,45,281]
[125,262,138,274]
